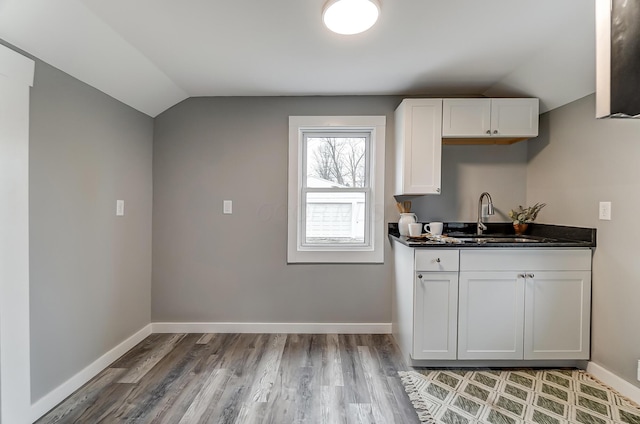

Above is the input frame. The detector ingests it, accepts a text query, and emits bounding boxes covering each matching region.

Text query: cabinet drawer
[415,249,459,271]
[460,249,591,271]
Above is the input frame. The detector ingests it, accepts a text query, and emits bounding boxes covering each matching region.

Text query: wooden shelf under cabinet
[443,137,528,145]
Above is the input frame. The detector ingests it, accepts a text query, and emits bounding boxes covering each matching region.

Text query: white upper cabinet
[443,98,539,140]
[442,98,492,137]
[395,99,442,195]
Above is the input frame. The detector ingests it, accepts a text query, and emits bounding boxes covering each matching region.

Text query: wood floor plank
[357,345,399,424]
[35,368,126,424]
[117,333,186,384]
[249,333,287,402]
[348,403,376,424]
[177,367,229,424]
[196,333,215,344]
[110,333,165,369]
[112,334,201,422]
[324,333,345,387]
[320,385,347,424]
[36,333,421,424]
[338,334,372,405]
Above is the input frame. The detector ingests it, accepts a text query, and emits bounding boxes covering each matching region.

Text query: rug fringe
[398,371,437,424]
[580,370,640,409]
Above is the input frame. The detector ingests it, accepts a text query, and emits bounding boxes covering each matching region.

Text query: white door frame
[0,44,35,424]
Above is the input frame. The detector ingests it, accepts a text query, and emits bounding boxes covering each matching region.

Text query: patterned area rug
[399,369,640,424]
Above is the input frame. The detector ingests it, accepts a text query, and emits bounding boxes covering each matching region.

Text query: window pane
[306,137,367,188]
[305,192,366,244]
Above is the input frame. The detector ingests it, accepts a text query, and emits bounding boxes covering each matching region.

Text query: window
[288,116,385,263]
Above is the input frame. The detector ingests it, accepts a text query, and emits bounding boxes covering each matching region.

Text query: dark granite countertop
[388,222,596,249]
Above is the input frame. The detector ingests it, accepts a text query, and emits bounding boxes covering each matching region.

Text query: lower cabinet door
[413,272,458,359]
[524,271,591,360]
[458,271,525,360]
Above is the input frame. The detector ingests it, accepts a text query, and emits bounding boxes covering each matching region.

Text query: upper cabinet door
[442,98,539,141]
[442,99,491,137]
[491,98,539,137]
[395,99,443,195]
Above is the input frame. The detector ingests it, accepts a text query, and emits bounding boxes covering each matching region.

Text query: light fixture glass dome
[322,0,380,35]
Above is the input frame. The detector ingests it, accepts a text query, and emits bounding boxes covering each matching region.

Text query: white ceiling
[0,0,596,117]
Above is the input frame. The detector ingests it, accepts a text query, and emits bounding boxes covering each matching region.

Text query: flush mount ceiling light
[322,0,380,35]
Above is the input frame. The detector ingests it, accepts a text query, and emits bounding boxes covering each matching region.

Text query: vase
[398,213,417,236]
[513,223,528,235]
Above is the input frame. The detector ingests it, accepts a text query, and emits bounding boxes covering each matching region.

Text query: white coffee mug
[424,222,443,235]
[408,223,422,237]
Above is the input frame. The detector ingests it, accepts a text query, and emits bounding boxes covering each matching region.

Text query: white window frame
[288,116,386,263]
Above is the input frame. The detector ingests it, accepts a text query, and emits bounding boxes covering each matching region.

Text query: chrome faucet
[477,192,495,235]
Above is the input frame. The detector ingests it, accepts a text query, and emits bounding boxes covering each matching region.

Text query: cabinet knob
[436,258,441,263]
[517,273,525,278]
[436,188,441,193]
[493,130,498,134]
[486,129,491,134]
[527,273,535,278]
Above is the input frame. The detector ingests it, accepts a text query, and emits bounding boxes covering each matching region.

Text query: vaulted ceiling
[0,0,595,117]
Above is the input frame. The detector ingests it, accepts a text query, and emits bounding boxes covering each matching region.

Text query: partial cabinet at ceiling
[458,249,592,361]
[413,250,459,360]
[442,98,539,144]
[394,98,442,195]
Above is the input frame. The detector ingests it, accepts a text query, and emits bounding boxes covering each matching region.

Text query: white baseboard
[151,322,392,334]
[30,324,152,423]
[587,361,640,405]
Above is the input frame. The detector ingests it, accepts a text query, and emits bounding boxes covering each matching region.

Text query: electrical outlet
[599,201,611,220]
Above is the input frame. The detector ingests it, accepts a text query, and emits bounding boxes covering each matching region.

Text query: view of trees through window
[304,136,368,245]
[307,137,366,188]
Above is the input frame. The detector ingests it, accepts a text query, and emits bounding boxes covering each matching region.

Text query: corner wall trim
[151,322,392,334]
[30,324,152,423]
[587,361,640,405]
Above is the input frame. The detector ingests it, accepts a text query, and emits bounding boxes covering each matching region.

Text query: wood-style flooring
[36,333,421,424]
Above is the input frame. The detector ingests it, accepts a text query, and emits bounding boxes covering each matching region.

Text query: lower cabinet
[457,271,525,360]
[393,244,592,364]
[524,271,591,360]
[413,271,458,359]
[457,249,592,361]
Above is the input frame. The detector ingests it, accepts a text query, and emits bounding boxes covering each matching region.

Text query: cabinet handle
[418,274,423,279]
[493,130,498,134]
[527,273,535,278]
[517,273,525,278]
[486,129,491,134]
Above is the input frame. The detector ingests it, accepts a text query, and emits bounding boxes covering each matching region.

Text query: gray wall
[152,96,529,323]
[528,93,640,388]
[29,60,153,401]
[410,143,528,223]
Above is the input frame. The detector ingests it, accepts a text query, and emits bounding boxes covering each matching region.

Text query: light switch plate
[223,200,232,214]
[116,200,125,216]
[599,201,611,220]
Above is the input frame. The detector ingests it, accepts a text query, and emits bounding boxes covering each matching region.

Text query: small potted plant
[508,202,546,235]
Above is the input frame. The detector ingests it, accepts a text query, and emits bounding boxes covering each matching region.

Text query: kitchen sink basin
[455,236,546,243]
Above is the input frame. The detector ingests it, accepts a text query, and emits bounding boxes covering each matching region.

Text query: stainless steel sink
[455,236,545,243]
